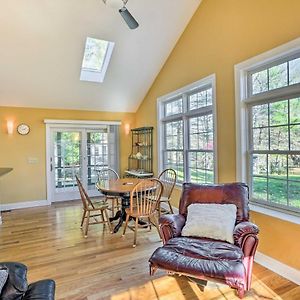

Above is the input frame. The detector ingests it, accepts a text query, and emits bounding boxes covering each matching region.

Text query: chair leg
[111,199,115,217]
[100,210,105,228]
[84,211,90,238]
[104,209,113,233]
[80,210,86,228]
[167,200,174,214]
[133,217,139,248]
[148,217,152,231]
[157,201,161,220]
[150,215,162,240]
[122,214,130,236]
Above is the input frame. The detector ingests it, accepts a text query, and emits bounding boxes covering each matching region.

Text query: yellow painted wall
[0,106,135,204]
[136,0,300,269]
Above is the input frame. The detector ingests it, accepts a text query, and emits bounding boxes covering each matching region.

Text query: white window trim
[235,37,300,223]
[157,74,218,184]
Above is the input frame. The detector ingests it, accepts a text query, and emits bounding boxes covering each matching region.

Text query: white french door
[47,124,119,202]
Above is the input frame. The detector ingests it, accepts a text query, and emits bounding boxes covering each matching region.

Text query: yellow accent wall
[136,0,300,269]
[0,106,135,204]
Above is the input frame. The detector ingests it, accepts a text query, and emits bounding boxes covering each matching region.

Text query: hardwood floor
[0,201,299,300]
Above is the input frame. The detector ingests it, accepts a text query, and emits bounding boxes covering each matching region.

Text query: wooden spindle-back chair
[97,167,121,217]
[157,168,177,218]
[76,175,112,237]
[122,179,163,247]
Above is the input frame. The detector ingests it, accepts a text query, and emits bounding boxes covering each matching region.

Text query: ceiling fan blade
[119,7,139,29]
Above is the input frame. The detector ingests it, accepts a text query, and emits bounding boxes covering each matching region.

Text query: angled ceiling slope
[0,0,201,112]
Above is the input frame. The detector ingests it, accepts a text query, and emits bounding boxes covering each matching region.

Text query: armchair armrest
[159,214,186,244]
[233,221,259,249]
[23,279,55,300]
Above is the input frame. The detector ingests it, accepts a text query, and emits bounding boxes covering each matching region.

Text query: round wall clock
[17,123,30,135]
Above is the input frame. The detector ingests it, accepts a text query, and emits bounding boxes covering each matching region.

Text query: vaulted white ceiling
[0,0,201,112]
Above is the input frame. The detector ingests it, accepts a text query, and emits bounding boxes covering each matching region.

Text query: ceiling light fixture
[103,0,139,30]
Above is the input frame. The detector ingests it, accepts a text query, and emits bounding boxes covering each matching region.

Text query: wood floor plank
[0,200,299,300]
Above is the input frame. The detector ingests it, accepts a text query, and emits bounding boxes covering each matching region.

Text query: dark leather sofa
[149,183,259,298]
[0,262,55,300]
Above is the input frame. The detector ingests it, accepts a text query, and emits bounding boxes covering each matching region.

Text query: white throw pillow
[181,203,237,244]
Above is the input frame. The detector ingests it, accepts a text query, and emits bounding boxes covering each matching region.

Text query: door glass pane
[54,132,81,192]
[87,131,108,188]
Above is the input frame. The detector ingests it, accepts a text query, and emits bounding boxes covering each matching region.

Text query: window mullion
[182,93,189,182]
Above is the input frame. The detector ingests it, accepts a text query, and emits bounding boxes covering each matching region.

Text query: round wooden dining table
[96,178,150,233]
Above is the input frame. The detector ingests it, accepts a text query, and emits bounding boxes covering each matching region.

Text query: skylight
[80,37,115,83]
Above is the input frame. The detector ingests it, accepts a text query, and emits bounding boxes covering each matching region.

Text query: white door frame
[45,119,121,204]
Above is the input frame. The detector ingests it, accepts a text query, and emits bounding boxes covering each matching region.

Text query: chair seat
[125,207,155,217]
[89,201,109,210]
[149,237,246,283]
[160,196,170,202]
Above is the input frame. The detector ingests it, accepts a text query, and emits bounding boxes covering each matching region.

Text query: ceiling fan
[102,0,139,30]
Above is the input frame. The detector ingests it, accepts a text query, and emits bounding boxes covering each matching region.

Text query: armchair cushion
[149,237,246,285]
[181,204,237,244]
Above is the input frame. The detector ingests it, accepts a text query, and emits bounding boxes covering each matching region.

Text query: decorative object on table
[125,127,153,178]
[76,176,112,237]
[0,262,55,299]
[122,178,163,247]
[157,168,177,218]
[149,182,259,299]
[17,123,30,135]
[97,167,122,217]
[102,0,139,30]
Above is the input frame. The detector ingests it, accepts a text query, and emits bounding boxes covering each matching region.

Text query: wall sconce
[7,120,14,135]
[124,123,130,135]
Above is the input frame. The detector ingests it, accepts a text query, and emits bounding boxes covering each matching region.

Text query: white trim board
[255,252,300,285]
[1,200,49,211]
[44,119,121,125]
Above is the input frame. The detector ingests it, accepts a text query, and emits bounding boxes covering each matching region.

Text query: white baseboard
[1,200,49,211]
[255,252,300,285]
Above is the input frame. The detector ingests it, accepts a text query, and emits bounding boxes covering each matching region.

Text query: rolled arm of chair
[159,214,186,244]
[233,221,259,249]
[23,279,55,300]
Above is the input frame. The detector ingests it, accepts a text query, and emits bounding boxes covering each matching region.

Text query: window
[80,37,115,83]
[158,75,217,184]
[236,41,300,215]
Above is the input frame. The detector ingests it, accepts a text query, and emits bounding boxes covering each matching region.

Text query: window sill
[249,203,300,225]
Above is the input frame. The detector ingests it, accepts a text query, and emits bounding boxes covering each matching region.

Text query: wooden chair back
[129,179,163,216]
[158,168,177,200]
[97,168,120,182]
[75,175,94,209]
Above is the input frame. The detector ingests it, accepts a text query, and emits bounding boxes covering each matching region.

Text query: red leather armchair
[149,183,259,298]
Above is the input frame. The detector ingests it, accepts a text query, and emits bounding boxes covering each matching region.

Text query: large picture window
[236,44,300,214]
[158,75,216,184]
